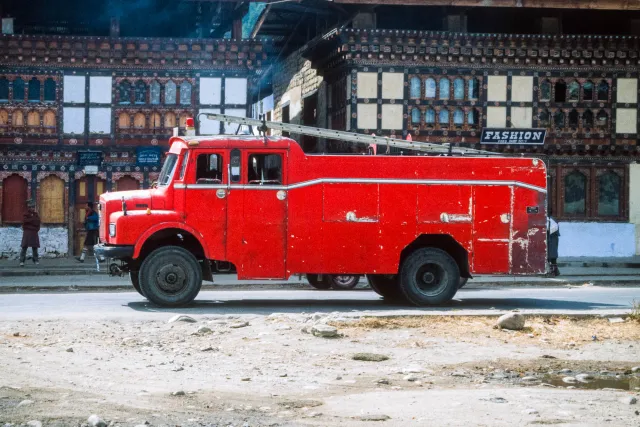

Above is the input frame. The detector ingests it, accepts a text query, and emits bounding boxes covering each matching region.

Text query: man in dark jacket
[77,201,100,263]
[20,200,40,267]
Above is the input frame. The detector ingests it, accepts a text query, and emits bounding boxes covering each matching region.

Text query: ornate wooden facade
[303,28,637,222]
[0,34,267,255]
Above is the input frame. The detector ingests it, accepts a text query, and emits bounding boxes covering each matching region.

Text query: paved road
[0,286,638,320]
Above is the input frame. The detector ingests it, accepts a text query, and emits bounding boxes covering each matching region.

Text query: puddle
[540,374,640,391]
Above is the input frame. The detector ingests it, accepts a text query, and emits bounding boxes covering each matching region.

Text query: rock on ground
[496,313,525,330]
[87,414,107,427]
[357,414,391,421]
[621,396,637,405]
[168,315,197,323]
[352,353,389,362]
[26,421,42,427]
[311,324,338,338]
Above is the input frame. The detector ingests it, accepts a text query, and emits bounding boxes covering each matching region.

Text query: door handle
[276,190,286,201]
[216,189,227,199]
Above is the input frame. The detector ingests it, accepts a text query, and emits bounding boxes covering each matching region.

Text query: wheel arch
[400,234,470,279]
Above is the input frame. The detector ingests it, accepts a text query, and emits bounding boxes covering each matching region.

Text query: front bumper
[93,243,134,259]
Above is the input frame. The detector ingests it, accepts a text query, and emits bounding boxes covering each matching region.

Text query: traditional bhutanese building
[260,0,640,258]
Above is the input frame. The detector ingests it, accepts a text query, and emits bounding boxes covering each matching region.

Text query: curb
[558,262,640,268]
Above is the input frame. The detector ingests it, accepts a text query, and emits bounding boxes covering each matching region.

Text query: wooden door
[73,176,107,255]
[2,174,28,224]
[39,175,64,224]
[115,176,139,192]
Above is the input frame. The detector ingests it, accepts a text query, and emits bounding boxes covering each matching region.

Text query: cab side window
[195,153,223,184]
[247,154,282,185]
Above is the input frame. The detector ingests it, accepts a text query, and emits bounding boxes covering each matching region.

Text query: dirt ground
[1,313,639,427]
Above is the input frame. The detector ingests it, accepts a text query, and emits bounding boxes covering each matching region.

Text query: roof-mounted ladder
[200,113,495,156]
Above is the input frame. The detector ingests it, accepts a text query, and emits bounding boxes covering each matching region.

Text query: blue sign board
[136,147,162,166]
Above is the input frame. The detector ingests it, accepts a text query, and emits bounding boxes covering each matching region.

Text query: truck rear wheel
[366,275,405,302]
[399,248,459,306]
[306,274,331,290]
[130,270,145,297]
[328,275,361,290]
[139,246,202,307]
[458,277,469,289]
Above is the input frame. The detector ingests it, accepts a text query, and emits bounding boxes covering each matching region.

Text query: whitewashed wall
[0,227,68,259]
[558,222,635,257]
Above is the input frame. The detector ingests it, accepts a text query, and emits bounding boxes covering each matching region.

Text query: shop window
[44,78,56,102]
[133,113,146,128]
[568,109,579,128]
[596,110,608,129]
[118,81,131,104]
[13,78,25,102]
[247,153,282,185]
[165,80,176,104]
[409,77,421,99]
[597,80,609,101]
[539,109,550,127]
[43,110,56,131]
[150,81,161,105]
[134,80,146,104]
[468,78,479,100]
[439,79,450,100]
[553,110,565,128]
[554,80,566,103]
[425,78,436,98]
[0,109,7,130]
[564,171,587,216]
[467,109,479,127]
[0,77,8,101]
[598,171,621,216]
[12,110,24,127]
[568,81,580,102]
[2,174,28,224]
[438,109,449,127]
[453,108,464,127]
[425,108,435,126]
[164,112,176,128]
[583,80,594,101]
[39,175,64,224]
[540,79,551,101]
[453,78,464,100]
[411,108,420,125]
[583,110,594,128]
[27,111,39,127]
[118,112,130,128]
[179,81,192,105]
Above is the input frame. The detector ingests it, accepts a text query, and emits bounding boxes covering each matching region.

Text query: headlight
[109,223,116,237]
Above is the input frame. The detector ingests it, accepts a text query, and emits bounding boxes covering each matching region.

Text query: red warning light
[186,117,195,127]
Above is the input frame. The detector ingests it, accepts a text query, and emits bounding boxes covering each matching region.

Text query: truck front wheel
[139,246,202,307]
[399,248,459,306]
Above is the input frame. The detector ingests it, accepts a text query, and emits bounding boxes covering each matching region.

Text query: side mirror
[151,181,158,189]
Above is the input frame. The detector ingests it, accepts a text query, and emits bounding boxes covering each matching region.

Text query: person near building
[548,215,560,277]
[77,201,100,263]
[19,200,40,267]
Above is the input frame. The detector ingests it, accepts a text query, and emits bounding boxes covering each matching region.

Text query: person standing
[77,201,99,263]
[20,200,40,267]
[548,215,560,276]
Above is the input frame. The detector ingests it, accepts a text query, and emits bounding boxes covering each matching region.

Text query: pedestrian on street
[77,201,99,263]
[548,214,560,276]
[20,200,40,267]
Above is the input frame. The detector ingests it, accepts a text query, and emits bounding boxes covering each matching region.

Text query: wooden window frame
[549,164,628,222]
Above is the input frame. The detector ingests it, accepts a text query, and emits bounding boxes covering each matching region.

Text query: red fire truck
[95,114,548,307]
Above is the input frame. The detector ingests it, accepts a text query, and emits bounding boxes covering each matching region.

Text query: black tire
[458,277,469,289]
[139,246,202,307]
[130,270,145,297]
[399,248,460,306]
[306,274,331,290]
[366,274,405,302]
[328,275,361,290]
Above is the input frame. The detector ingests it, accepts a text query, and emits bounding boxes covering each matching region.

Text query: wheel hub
[334,275,354,285]
[156,264,187,293]
[415,263,446,296]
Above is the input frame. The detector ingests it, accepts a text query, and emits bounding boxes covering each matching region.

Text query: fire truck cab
[96,126,548,308]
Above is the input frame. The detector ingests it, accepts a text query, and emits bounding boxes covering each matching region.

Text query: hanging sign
[136,147,162,166]
[480,128,546,145]
[78,151,103,166]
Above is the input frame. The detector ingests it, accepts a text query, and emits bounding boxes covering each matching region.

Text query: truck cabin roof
[169,135,297,152]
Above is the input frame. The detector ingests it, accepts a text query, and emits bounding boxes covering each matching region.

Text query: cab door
[185,150,228,260]
[239,150,288,279]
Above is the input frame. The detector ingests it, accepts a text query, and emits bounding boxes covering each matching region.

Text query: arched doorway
[74,176,107,255]
[2,174,28,224]
[115,175,139,192]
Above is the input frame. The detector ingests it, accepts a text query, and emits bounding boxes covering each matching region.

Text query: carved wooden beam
[329,0,640,11]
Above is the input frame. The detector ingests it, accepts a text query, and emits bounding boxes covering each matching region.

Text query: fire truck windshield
[158,153,178,186]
